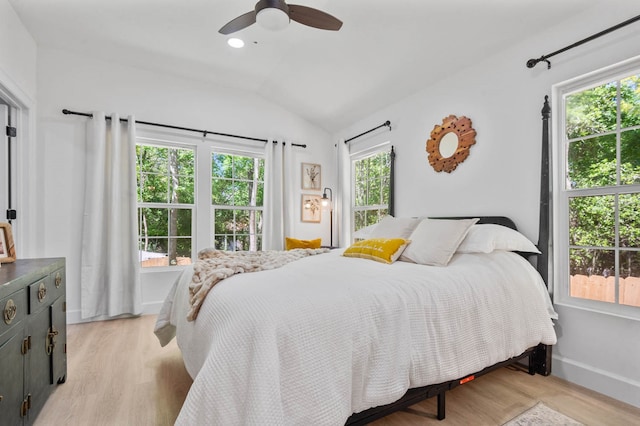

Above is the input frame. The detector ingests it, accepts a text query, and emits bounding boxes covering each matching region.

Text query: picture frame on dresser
[0,222,16,263]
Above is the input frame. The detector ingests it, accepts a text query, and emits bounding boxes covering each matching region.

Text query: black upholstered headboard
[431,216,517,230]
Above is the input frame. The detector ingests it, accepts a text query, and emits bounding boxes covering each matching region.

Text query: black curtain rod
[61,109,307,148]
[527,13,640,69]
[344,120,391,144]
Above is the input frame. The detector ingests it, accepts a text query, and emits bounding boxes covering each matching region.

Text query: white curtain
[81,112,142,319]
[338,138,352,247]
[263,141,293,250]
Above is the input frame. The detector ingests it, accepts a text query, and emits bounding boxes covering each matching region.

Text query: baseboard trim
[66,301,163,324]
[553,354,640,409]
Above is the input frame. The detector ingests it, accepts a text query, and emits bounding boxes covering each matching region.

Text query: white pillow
[369,216,421,239]
[457,224,541,254]
[353,223,378,240]
[401,218,479,266]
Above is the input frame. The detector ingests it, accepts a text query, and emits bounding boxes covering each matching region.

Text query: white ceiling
[9,0,606,132]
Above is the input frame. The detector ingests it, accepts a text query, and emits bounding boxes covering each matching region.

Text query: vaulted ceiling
[10,0,609,132]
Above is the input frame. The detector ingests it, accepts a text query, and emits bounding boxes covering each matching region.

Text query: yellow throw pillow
[285,237,322,250]
[343,238,409,264]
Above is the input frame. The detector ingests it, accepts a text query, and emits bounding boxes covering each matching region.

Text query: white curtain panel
[263,141,293,250]
[80,112,142,319]
[338,139,352,246]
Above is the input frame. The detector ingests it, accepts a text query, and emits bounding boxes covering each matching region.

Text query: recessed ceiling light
[227,38,245,48]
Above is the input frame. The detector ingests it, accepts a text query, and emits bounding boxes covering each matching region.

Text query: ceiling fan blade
[288,5,342,31]
[219,11,257,35]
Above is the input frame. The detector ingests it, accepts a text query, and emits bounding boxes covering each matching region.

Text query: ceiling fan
[219,0,343,35]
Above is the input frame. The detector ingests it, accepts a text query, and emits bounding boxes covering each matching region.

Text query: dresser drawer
[0,288,27,343]
[28,267,65,314]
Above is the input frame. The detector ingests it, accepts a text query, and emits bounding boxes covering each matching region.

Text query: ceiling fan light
[256,7,289,31]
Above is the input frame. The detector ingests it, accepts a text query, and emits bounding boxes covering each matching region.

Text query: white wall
[0,0,37,100]
[333,3,640,408]
[34,47,334,322]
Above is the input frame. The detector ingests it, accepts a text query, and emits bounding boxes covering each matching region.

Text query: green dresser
[0,258,66,425]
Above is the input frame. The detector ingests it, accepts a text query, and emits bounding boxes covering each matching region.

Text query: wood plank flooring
[35,315,640,425]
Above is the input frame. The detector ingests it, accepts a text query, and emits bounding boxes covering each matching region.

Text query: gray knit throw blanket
[187,247,330,321]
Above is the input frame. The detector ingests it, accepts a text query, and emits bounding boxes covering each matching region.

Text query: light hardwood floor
[35,315,640,425]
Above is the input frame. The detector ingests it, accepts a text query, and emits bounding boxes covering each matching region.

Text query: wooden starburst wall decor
[426,115,477,173]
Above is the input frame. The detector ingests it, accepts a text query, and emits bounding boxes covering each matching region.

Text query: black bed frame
[345,97,553,424]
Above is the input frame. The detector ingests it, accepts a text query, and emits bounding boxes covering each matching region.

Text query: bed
[154,216,557,425]
[155,98,556,424]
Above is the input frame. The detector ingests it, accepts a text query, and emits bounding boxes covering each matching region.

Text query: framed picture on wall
[0,222,16,263]
[301,194,321,223]
[301,163,321,190]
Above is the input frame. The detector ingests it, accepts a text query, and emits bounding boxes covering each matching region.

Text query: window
[352,148,392,236]
[555,65,640,316]
[212,152,264,251]
[136,134,265,268]
[137,143,195,267]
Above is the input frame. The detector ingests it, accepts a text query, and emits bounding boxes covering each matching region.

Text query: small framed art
[301,194,321,223]
[301,163,321,190]
[0,222,16,263]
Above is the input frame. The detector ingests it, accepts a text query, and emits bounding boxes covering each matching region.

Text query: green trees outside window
[136,144,265,267]
[212,153,264,252]
[564,73,640,307]
[137,144,194,267]
[353,150,391,234]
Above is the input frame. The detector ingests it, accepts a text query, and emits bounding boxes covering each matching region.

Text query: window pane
[234,181,251,206]
[566,81,617,139]
[255,182,264,207]
[212,153,233,178]
[620,193,640,248]
[368,177,381,205]
[567,134,616,189]
[620,129,640,185]
[366,210,380,227]
[168,208,192,237]
[569,248,615,303]
[138,145,194,204]
[139,208,167,236]
[620,74,640,129]
[139,173,169,203]
[172,175,194,204]
[214,209,232,234]
[353,210,365,232]
[620,250,640,307]
[137,145,168,174]
[569,195,615,247]
[139,237,168,267]
[212,178,233,205]
[354,178,366,206]
[382,175,390,205]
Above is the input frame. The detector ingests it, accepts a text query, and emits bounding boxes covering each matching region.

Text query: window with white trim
[352,148,391,236]
[136,142,195,267]
[555,64,640,316]
[136,133,265,268]
[212,152,264,251]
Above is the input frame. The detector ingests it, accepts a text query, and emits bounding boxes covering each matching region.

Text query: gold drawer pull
[46,326,59,355]
[3,299,17,324]
[55,272,62,288]
[38,282,47,302]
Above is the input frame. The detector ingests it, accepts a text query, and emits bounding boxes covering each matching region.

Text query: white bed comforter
[155,249,557,426]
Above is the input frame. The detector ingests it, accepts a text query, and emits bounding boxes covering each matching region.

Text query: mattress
[155,249,557,425]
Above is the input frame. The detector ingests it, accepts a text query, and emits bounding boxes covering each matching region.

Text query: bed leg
[437,392,445,420]
[531,344,552,376]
